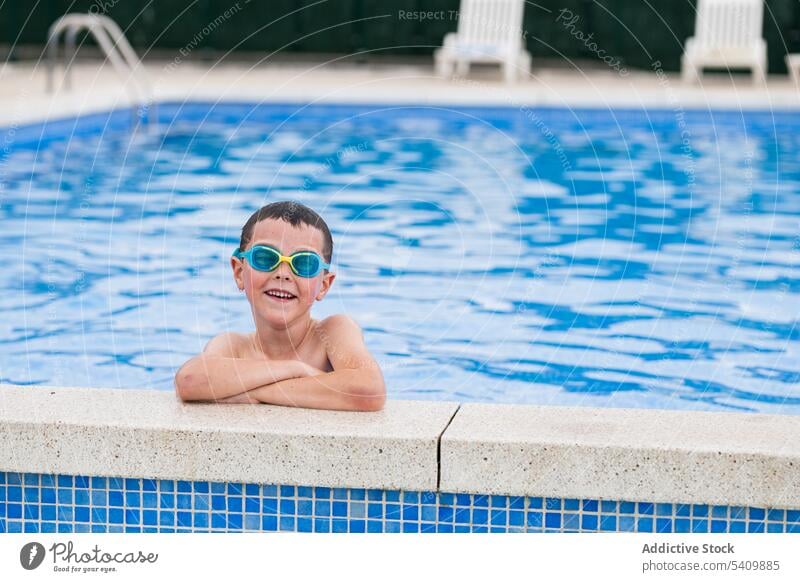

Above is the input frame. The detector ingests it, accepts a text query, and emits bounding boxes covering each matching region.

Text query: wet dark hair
[238,200,333,265]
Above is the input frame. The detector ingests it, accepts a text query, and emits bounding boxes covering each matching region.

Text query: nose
[273,261,293,279]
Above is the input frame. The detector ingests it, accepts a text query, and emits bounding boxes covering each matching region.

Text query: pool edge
[2,384,799,508]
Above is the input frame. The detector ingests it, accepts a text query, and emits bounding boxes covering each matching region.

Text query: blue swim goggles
[232,245,331,278]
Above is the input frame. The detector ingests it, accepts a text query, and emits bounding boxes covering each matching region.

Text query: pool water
[1,102,798,414]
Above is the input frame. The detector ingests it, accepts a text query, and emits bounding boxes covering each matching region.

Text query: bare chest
[239,331,333,373]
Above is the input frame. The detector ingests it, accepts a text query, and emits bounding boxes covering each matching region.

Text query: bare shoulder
[318,314,364,339]
[201,331,249,358]
[318,315,376,370]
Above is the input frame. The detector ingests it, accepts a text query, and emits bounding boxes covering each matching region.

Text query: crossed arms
[174,315,386,412]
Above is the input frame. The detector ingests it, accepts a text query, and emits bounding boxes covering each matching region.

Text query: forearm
[234,368,386,411]
[175,356,301,401]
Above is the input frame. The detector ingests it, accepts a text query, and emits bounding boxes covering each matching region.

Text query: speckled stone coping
[3,386,800,508]
[440,403,800,509]
[0,385,458,492]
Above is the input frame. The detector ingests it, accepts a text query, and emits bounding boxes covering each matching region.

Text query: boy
[174,201,386,411]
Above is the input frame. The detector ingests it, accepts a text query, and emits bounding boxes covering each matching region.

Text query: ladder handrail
[45,13,151,114]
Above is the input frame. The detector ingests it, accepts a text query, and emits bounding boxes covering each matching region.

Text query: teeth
[266,290,294,299]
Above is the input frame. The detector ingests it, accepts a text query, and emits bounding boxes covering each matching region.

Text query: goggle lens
[251,247,281,271]
[291,253,321,277]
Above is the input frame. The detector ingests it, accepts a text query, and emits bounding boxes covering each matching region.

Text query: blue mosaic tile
[454,507,470,524]
[403,491,419,504]
[600,516,617,531]
[545,512,560,529]
[711,505,728,519]
[403,505,419,521]
[3,470,799,535]
[244,514,260,530]
[491,509,507,526]
[768,509,785,521]
[545,497,561,510]
[730,506,747,520]
[563,513,580,530]
[91,490,107,506]
[313,500,329,517]
[351,502,366,519]
[638,503,654,515]
[368,503,382,519]
[42,505,56,521]
[527,511,543,529]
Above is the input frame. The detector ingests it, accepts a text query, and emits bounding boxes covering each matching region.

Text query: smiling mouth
[264,290,297,302]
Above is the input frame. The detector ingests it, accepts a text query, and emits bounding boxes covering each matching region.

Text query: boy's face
[231,218,335,325]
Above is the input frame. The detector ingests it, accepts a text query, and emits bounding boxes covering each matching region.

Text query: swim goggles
[232,245,331,278]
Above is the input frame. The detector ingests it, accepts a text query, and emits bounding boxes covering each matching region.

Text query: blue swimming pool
[1,102,798,413]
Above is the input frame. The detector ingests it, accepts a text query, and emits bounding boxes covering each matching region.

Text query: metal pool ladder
[45,13,154,126]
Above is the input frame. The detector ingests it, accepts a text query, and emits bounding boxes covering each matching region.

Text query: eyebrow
[250,241,320,254]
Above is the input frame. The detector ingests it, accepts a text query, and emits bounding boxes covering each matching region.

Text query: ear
[315,271,336,301]
[231,257,245,291]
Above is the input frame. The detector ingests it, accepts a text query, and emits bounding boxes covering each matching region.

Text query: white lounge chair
[434,0,531,83]
[681,0,767,84]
